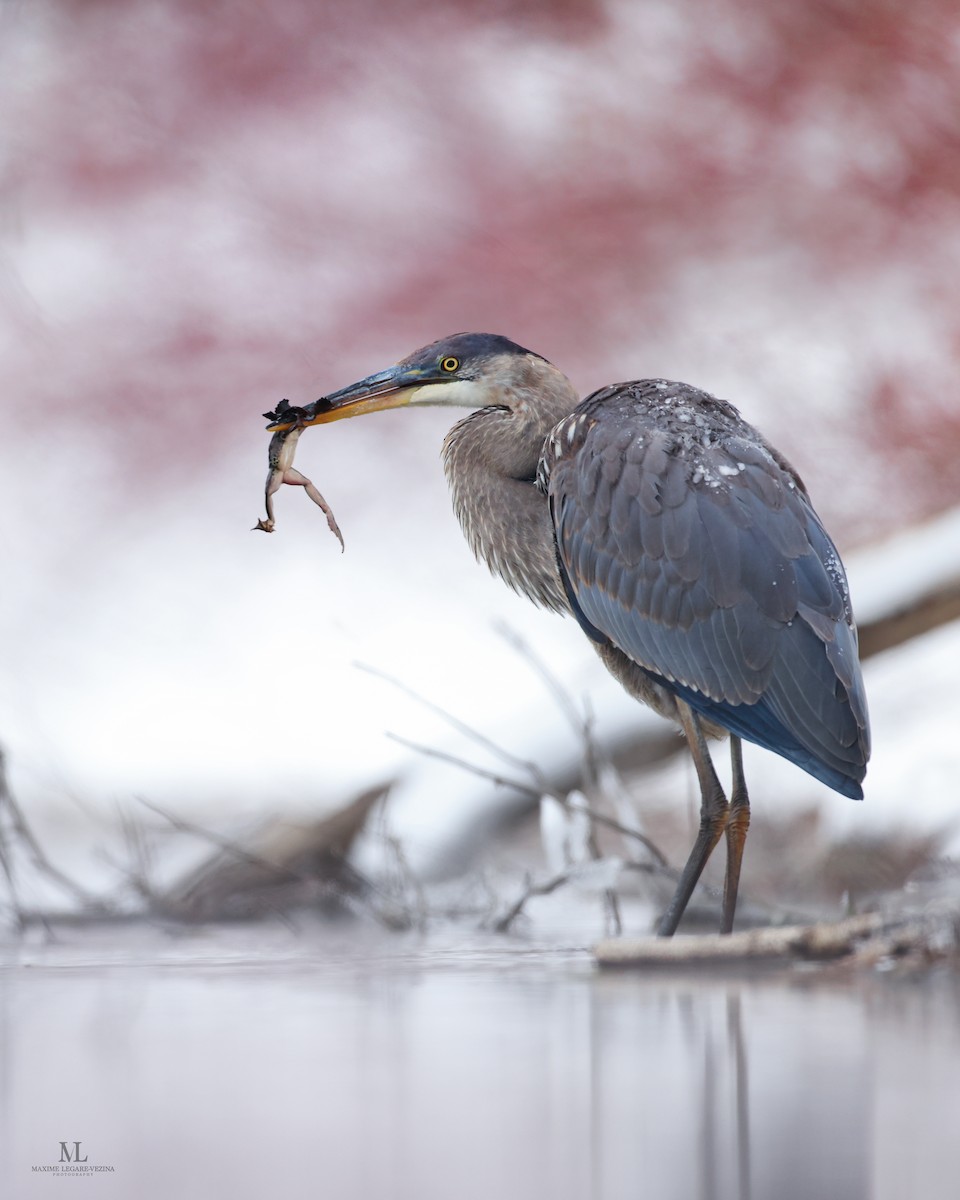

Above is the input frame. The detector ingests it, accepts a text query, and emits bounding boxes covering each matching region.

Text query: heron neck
[441,366,578,612]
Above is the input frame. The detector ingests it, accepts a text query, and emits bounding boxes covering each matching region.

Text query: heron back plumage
[540,379,870,799]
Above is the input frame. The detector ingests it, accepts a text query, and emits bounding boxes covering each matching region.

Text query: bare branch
[0,749,104,910]
[384,733,544,799]
[357,661,552,791]
[136,796,308,884]
[0,810,24,926]
[565,799,671,869]
[385,732,675,876]
[493,622,588,737]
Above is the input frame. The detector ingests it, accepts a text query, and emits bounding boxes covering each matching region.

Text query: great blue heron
[271,333,870,935]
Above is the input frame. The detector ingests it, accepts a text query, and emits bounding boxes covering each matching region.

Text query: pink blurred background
[2,0,959,867]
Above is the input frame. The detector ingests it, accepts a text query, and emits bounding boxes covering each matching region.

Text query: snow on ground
[4,405,959,889]
[361,527,960,876]
[3,1,960,893]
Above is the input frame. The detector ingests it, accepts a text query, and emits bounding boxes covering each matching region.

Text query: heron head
[267,333,548,430]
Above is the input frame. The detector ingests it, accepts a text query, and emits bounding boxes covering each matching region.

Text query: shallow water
[1,923,958,1200]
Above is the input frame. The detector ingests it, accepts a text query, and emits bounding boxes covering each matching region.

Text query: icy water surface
[1,923,958,1200]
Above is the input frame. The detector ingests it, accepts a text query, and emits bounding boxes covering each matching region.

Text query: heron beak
[266,365,437,431]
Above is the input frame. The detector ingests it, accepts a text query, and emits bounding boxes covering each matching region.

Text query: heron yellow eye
[440,356,460,373]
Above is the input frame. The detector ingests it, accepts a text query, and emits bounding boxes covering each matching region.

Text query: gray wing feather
[546,384,870,783]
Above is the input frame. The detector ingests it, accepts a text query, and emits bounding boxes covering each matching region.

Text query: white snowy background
[2,0,960,895]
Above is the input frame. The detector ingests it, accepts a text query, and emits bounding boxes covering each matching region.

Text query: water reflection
[1,933,958,1199]
[584,977,860,1200]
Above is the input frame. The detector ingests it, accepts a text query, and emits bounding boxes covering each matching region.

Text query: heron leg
[656,701,728,937]
[720,736,750,935]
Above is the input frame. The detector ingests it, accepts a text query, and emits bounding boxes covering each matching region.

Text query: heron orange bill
[298,387,415,427]
[268,362,452,430]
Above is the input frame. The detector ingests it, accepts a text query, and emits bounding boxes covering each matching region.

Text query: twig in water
[493,871,572,933]
[0,749,105,913]
[114,803,162,907]
[384,833,428,931]
[602,882,623,936]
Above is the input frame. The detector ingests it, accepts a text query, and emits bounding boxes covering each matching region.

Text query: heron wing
[545,387,870,797]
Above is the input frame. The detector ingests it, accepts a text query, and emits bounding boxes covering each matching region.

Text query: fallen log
[852,507,960,659]
[594,907,957,970]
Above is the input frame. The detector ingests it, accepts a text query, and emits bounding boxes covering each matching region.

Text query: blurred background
[5,5,960,1198]
[2,0,960,907]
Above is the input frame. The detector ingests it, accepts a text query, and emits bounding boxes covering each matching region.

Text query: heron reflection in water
[270,333,870,935]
